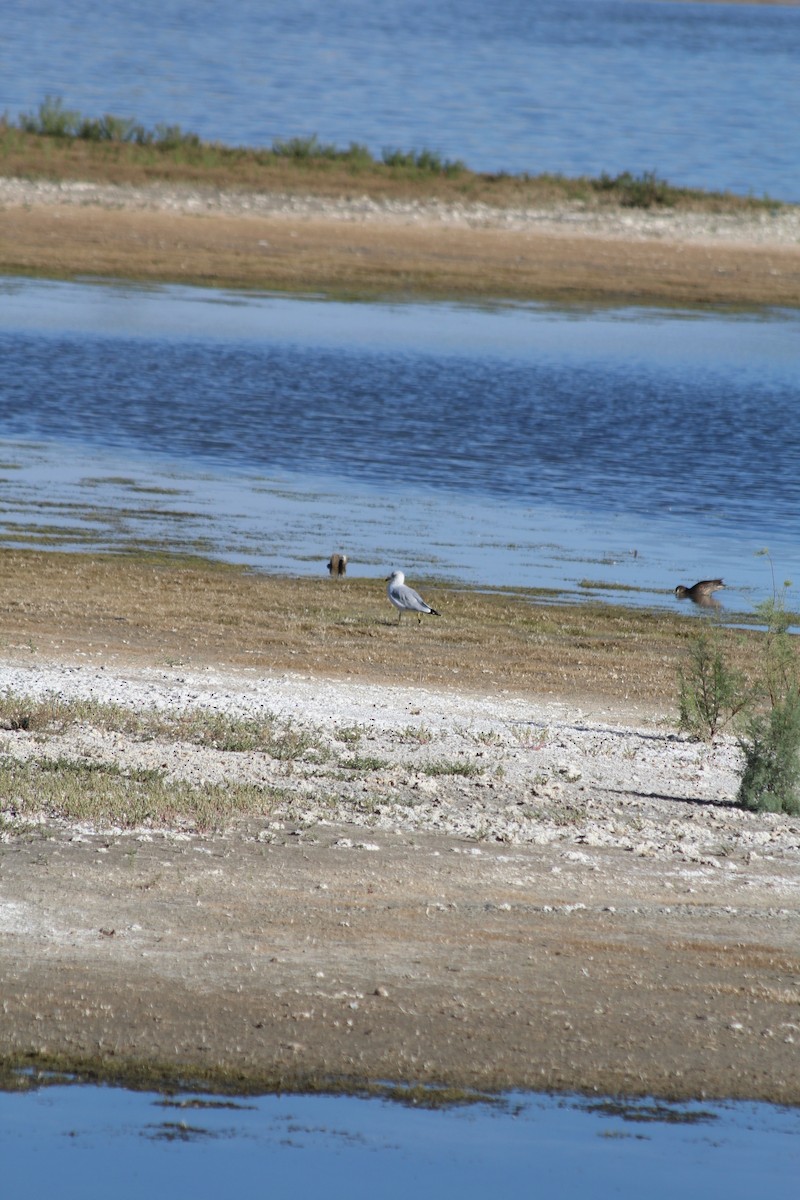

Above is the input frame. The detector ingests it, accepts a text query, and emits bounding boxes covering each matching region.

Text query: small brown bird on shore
[327,553,348,579]
[674,578,725,607]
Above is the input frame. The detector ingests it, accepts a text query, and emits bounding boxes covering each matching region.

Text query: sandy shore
[1,176,799,306]
[2,649,799,1103]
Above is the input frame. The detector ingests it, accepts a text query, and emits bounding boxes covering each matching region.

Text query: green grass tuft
[0,756,284,830]
[420,759,484,778]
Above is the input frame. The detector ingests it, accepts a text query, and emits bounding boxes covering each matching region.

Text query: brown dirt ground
[2,819,799,1104]
[1,552,799,1103]
[2,202,799,307]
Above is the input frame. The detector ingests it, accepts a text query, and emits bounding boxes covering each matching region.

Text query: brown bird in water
[674,578,725,607]
[327,552,348,579]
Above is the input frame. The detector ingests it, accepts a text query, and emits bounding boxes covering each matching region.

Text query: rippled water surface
[1,278,798,614]
[1,0,799,199]
[2,1083,798,1200]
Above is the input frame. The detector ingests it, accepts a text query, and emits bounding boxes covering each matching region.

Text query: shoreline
[2,176,799,307]
[1,613,799,1104]
[1,146,799,1098]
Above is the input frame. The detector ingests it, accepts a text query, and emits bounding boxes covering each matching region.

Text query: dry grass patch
[0,689,327,762]
[0,756,285,830]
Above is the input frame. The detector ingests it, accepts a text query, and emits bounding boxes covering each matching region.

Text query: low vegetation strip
[0,646,797,861]
[0,756,282,830]
[1,96,790,213]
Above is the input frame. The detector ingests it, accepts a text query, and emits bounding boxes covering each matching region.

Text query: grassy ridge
[0,96,785,213]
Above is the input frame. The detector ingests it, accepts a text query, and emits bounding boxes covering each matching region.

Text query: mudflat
[1,177,799,307]
[1,552,799,1102]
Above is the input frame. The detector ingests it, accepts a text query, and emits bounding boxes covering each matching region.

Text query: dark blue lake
[1,0,799,200]
[1,278,798,615]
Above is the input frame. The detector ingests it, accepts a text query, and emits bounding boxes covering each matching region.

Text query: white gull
[385,570,440,624]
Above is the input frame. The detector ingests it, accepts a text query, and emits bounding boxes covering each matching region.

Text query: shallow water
[1,278,798,615]
[1,1082,798,1200]
[2,0,799,199]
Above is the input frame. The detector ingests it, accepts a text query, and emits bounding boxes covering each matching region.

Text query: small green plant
[342,141,373,168]
[17,96,201,149]
[334,724,363,746]
[510,723,549,749]
[470,728,504,747]
[145,122,199,149]
[338,755,388,772]
[677,628,750,742]
[271,133,339,160]
[753,555,798,708]
[398,724,435,745]
[76,114,144,143]
[593,170,676,208]
[420,759,484,778]
[677,551,800,813]
[735,563,800,815]
[19,95,81,137]
[381,145,465,176]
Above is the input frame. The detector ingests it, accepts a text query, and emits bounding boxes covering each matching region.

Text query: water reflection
[1,1081,798,1200]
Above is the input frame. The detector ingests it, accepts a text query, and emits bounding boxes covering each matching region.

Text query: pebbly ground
[1,655,799,1102]
[1,657,797,864]
[2,176,798,245]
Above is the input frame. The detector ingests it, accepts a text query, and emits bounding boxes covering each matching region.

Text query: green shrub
[754,593,797,706]
[381,146,465,175]
[153,123,201,150]
[594,170,676,208]
[16,97,202,149]
[678,552,800,814]
[343,141,374,167]
[19,95,80,138]
[734,575,800,814]
[736,686,800,815]
[381,147,416,169]
[76,113,147,143]
[677,628,750,742]
[271,133,339,160]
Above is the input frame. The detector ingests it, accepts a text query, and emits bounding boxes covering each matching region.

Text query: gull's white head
[386,570,405,585]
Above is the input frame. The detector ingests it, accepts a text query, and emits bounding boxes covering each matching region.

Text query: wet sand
[1,177,798,307]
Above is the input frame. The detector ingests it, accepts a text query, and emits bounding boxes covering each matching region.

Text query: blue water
[1,0,799,200]
[1,1083,798,1200]
[1,278,798,612]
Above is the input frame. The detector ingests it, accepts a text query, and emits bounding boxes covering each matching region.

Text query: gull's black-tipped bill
[674,578,725,607]
[385,570,440,623]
